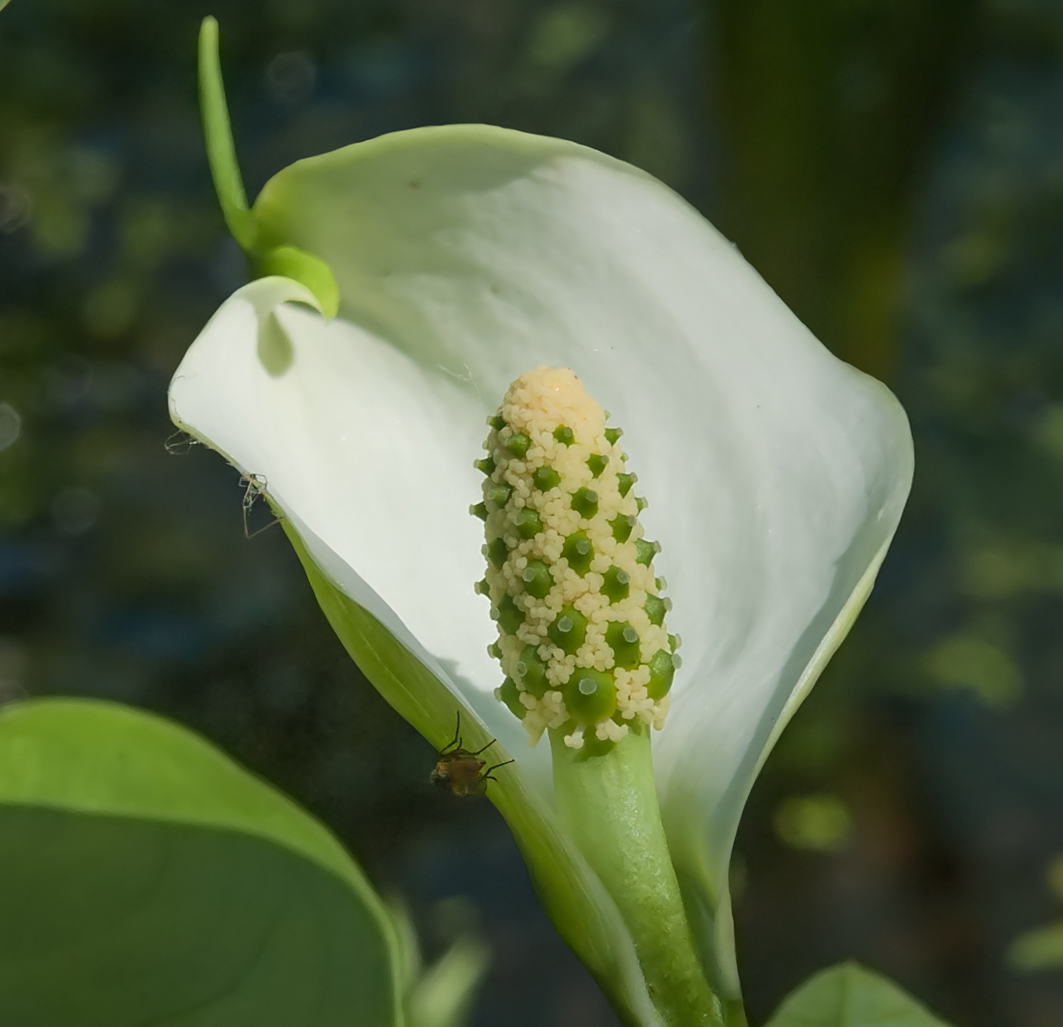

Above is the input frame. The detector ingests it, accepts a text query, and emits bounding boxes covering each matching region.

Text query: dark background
[2,1,1063,1025]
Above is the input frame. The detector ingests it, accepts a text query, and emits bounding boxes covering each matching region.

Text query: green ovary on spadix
[475,366,678,750]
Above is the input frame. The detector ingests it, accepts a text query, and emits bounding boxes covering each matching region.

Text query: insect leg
[469,737,498,757]
[440,711,462,753]
[240,473,282,539]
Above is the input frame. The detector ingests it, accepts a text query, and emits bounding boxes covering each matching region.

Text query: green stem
[551,728,724,1027]
[198,16,255,251]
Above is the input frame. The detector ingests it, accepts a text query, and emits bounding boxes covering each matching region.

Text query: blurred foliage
[1009,856,1063,972]
[2,0,1063,1025]
[710,0,981,381]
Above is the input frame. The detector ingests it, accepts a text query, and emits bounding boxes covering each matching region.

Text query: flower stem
[550,728,724,1027]
[198,16,256,251]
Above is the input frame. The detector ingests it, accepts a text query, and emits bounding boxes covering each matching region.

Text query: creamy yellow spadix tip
[474,366,678,750]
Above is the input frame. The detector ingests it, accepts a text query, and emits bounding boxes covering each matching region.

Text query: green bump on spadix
[487,641,503,660]
[498,677,525,719]
[515,508,543,539]
[475,456,496,476]
[564,669,617,722]
[571,487,598,518]
[488,414,506,431]
[497,595,524,634]
[635,538,659,565]
[604,426,623,445]
[562,531,594,575]
[516,644,549,698]
[602,566,630,604]
[487,537,509,570]
[647,649,676,699]
[605,622,640,669]
[644,594,666,626]
[553,425,574,446]
[616,472,637,497]
[586,453,608,478]
[487,484,512,508]
[609,514,636,543]
[533,465,561,491]
[505,432,530,458]
[470,502,488,521]
[548,605,587,654]
[521,560,552,599]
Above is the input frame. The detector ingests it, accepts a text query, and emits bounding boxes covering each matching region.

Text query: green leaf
[1008,921,1063,971]
[765,963,953,1027]
[0,698,404,1027]
[407,935,488,1027]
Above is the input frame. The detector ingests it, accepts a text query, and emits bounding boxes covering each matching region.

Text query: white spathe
[169,124,913,998]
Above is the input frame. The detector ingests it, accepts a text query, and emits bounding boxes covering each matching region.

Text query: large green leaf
[0,698,404,1027]
[765,963,952,1027]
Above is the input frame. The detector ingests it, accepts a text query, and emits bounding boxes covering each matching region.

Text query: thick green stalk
[551,728,724,1027]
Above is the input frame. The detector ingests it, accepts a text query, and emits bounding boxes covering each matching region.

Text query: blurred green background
[2,0,1063,1024]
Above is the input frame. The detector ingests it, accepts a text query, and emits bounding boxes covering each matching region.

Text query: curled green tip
[256,246,340,319]
[198,17,254,250]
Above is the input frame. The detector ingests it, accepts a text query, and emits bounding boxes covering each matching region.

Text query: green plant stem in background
[709,0,979,382]
[551,729,725,1027]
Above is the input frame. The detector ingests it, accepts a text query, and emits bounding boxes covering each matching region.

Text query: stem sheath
[551,728,724,1027]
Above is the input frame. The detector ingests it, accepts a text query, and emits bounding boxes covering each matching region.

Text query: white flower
[170,114,912,1014]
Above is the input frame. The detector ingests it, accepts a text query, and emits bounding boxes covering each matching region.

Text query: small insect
[430,713,514,797]
[239,473,281,539]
